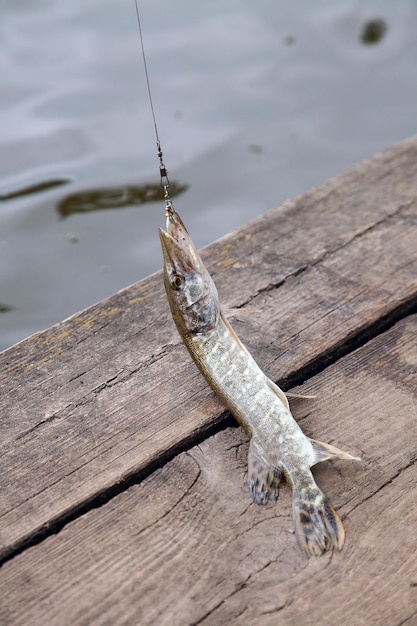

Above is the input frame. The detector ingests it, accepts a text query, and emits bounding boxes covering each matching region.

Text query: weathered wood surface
[1,315,416,625]
[1,136,417,626]
[0,138,417,556]
[1,136,417,566]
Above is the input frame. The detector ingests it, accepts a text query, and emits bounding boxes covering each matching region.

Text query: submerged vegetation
[57,180,189,219]
[360,18,387,45]
[0,304,13,313]
[0,179,70,201]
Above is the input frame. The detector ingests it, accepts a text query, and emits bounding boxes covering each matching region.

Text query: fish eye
[171,274,184,291]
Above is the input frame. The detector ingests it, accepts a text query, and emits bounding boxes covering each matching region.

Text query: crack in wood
[12,346,178,444]
[14,413,64,441]
[241,200,415,307]
[128,462,202,542]
[196,554,292,625]
[0,410,228,568]
[92,344,175,394]
[398,611,417,626]
[345,455,417,519]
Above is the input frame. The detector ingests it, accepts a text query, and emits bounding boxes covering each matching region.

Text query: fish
[159,208,359,557]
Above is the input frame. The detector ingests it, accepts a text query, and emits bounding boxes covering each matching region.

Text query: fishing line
[134,0,174,216]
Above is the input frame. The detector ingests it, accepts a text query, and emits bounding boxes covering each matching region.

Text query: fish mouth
[158,210,200,272]
[165,209,189,241]
[158,227,180,264]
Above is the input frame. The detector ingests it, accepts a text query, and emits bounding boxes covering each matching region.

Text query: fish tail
[292,479,345,558]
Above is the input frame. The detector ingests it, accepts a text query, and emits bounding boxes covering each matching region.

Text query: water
[1,0,416,352]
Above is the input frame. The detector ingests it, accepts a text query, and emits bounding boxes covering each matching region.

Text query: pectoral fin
[247,439,282,505]
[310,438,361,466]
[224,306,258,318]
[267,378,316,405]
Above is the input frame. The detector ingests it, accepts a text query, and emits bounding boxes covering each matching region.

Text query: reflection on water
[57,180,189,219]
[0,178,71,201]
[360,19,387,45]
[0,304,13,313]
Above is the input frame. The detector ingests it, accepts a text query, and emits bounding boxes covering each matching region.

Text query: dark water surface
[1,0,416,351]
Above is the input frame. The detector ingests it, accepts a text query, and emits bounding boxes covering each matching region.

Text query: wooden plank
[1,136,417,561]
[1,316,416,626]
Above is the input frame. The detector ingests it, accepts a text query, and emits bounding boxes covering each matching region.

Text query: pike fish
[159,209,359,557]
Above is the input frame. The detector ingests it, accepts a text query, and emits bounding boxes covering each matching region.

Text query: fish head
[158,210,220,335]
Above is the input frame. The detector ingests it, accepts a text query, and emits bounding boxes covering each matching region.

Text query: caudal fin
[292,485,345,558]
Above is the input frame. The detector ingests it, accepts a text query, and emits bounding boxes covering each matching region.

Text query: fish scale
[185,317,312,469]
[159,209,360,557]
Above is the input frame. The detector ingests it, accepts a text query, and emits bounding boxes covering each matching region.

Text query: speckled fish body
[159,209,359,557]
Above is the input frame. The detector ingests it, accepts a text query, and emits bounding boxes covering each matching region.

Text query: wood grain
[1,136,417,562]
[1,316,416,626]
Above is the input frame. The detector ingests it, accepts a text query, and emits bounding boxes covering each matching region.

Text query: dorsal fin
[310,438,361,466]
[266,377,289,410]
[285,392,317,400]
